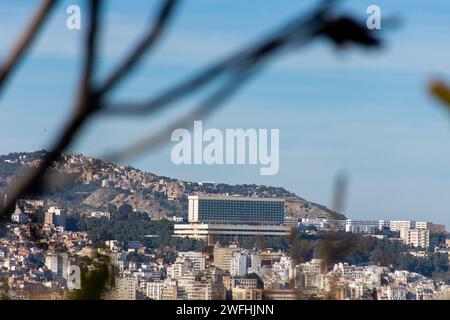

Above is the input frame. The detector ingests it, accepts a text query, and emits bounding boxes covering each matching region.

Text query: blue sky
[1,1,450,226]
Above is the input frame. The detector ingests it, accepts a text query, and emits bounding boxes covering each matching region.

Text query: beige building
[232,288,263,300]
[115,276,137,300]
[263,289,297,300]
[400,228,430,249]
[178,251,206,272]
[232,278,257,289]
[213,244,238,273]
[161,286,178,300]
[177,272,226,300]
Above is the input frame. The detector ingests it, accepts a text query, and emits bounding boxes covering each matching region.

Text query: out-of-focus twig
[102,9,325,160]
[95,0,178,97]
[105,66,256,162]
[101,4,330,116]
[0,0,178,221]
[0,0,101,220]
[0,0,383,224]
[103,6,381,161]
[0,0,58,98]
[430,80,450,109]
[331,170,349,214]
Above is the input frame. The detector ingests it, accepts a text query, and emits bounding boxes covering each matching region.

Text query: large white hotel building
[174,195,291,244]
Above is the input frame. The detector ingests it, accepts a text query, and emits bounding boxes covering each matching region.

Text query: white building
[174,223,291,244]
[145,281,164,300]
[415,221,432,230]
[175,196,290,243]
[299,259,323,288]
[45,253,69,279]
[11,205,28,224]
[387,286,407,300]
[178,251,206,273]
[378,220,390,231]
[390,221,415,232]
[231,252,247,277]
[345,219,378,234]
[248,253,261,273]
[89,211,111,219]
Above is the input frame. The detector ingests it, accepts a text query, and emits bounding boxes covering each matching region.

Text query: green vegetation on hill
[70,204,204,253]
[183,182,295,198]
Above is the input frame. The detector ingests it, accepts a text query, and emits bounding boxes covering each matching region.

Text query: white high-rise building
[187,196,284,224]
[146,281,164,300]
[45,253,69,279]
[176,196,290,244]
[231,252,247,277]
[249,253,261,273]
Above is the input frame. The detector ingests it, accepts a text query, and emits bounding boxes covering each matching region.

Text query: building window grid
[197,199,283,224]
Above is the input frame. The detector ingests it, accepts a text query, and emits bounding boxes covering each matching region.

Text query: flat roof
[188,195,285,202]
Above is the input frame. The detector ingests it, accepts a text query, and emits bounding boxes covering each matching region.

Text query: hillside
[0,150,345,220]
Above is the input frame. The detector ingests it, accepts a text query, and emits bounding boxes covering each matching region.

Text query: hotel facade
[174,195,291,243]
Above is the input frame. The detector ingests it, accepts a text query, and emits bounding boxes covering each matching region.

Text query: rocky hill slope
[0,151,345,220]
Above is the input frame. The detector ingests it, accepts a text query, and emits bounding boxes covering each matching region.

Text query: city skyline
[2,191,448,301]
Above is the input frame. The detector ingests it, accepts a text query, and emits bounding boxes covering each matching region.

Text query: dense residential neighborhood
[0,152,448,300]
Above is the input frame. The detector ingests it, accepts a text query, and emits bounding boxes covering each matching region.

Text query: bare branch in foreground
[0,0,383,227]
[95,0,179,97]
[0,0,58,97]
[1,0,101,220]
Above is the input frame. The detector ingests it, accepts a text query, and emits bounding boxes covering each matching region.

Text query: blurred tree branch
[0,0,58,98]
[95,0,178,97]
[0,0,382,227]
[430,80,450,109]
